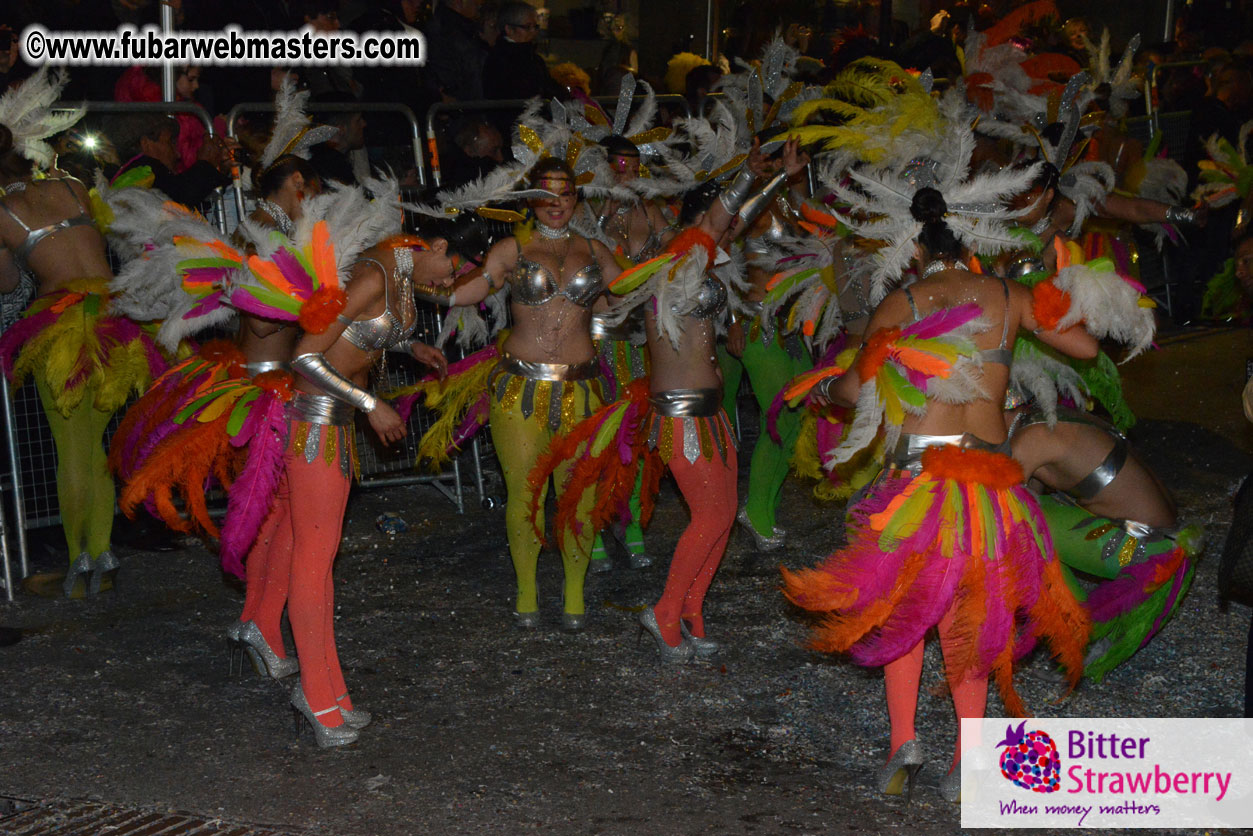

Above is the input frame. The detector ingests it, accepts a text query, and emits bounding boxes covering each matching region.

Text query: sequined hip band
[648,388,722,418]
[888,431,1010,475]
[497,351,599,381]
[287,391,356,426]
[245,359,291,376]
[489,361,604,435]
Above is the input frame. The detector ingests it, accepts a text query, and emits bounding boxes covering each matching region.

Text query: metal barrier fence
[424,93,691,187]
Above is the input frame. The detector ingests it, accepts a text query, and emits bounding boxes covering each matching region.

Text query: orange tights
[253,440,353,727]
[239,469,291,658]
[652,431,738,647]
[883,607,987,774]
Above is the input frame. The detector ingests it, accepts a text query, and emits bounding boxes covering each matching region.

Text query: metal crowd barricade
[423,93,691,187]
[225,101,428,222]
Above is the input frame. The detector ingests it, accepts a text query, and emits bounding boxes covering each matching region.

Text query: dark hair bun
[0,124,13,159]
[910,187,947,225]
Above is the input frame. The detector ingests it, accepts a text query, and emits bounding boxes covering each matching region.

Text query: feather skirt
[782,445,1092,717]
[0,279,167,417]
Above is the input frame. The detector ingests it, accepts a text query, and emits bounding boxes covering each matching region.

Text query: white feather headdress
[0,67,84,170]
[831,105,1042,301]
[1082,30,1142,119]
[258,78,339,174]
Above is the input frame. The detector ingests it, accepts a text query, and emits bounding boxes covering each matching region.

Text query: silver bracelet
[718,166,757,215]
[1165,205,1198,226]
[292,352,378,412]
[737,170,788,229]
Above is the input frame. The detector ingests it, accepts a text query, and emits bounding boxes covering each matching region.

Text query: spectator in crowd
[897,10,962,77]
[685,63,723,118]
[114,65,217,173]
[106,113,233,207]
[308,93,366,186]
[425,0,489,102]
[595,14,638,95]
[439,117,504,188]
[482,2,562,102]
[300,1,363,99]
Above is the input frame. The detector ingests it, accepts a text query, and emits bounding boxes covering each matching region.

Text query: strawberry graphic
[997,721,1061,793]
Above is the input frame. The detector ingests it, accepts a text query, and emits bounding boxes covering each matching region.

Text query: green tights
[36,376,116,564]
[741,336,811,536]
[489,393,596,616]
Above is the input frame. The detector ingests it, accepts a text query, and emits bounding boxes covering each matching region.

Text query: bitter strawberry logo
[997,721,1061,793]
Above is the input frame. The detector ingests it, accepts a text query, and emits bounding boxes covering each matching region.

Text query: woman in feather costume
[0,69,165,598]
[784,187,1099,802]
[272,227,464,746]
[1006,405,1201,683]
[450,158,625,632]
[528,139,812,661]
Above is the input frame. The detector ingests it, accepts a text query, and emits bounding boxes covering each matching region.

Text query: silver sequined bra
[671,274,726,320]
[508,243,605,308]
[337,256,417,351]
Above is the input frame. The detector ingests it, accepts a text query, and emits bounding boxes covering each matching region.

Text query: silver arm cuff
[718,166,757,215]
[737,170,788,229]
[292,352,378,413]
[1165,205,1198,226]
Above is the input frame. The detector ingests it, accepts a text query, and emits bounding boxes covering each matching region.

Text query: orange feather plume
[921,446,1024,488]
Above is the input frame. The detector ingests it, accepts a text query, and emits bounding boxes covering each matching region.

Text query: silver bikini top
[672,273,727,320]
[0,179,96,273]
[905,275,1013,367]
[336,254,417,351]
[508,239,605,308]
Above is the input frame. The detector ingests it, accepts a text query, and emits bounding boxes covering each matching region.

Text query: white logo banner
[960,718,1253,829]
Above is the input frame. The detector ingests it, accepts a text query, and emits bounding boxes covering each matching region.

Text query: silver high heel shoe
[62,552,91,598]
[876,739,925,800]
[589,556,614,574]
[561,612,587,632]
[680,620,720,659]
[337,694,372,730]
[290,685,358,748]
[736,506,786,552]
[88,550,119,596]
[237,620,299,679]
[513,610,540,629]
[637,608,694,663]
[939,763,961,803]
[225,620,244,642]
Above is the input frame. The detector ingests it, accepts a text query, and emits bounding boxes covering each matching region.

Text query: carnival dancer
[1006,405,1201,682]
[225,82,336,675]
[783,175,1098,800]
[0,69,165,598]
[626,149,805,660]
[448,158,624,631]
[730,169,816,551]
[278,229,462,745]
[588,133,676,569]
[530,137,811,661]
